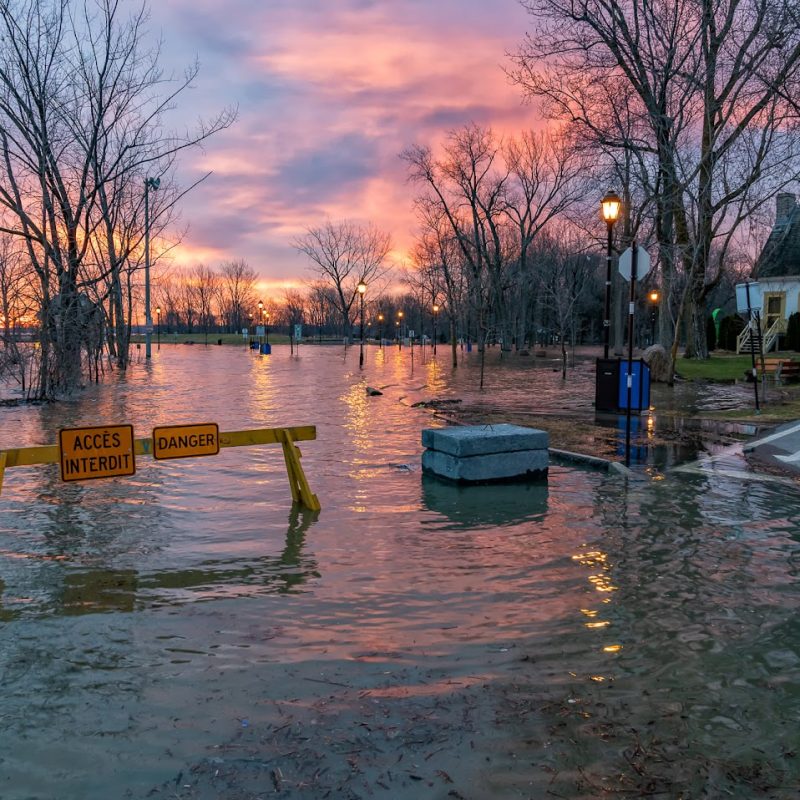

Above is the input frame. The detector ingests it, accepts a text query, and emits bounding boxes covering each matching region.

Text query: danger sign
[59,425,136,482]
[152,423,220,460]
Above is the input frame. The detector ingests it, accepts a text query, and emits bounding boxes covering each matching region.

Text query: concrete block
[421,424,548,457]
[422,448,548,484]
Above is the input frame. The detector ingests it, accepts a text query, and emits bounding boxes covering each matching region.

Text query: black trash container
[595,359,621,412]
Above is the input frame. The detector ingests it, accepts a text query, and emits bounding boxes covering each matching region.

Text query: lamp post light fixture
[377,313,384,349]
[397,310,404,350]
[649,290,660,345]
[432,303,440,355]
[357,281,367,368]
[600,190,622,359]
[155,306,161,350]
[143,176,161,359]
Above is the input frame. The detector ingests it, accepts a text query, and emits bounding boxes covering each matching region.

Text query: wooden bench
[756,358,800,382]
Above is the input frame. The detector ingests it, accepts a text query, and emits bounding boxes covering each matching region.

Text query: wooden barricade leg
[279,429,321,512]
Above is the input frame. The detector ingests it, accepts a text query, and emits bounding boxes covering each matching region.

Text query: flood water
[1,343,799,798]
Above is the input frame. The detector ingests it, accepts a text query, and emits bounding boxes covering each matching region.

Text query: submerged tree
[403,123,584,371]
[0,0,234,398]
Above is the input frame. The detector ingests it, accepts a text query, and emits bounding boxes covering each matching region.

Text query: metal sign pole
[625,243,638,467]
[745,282,760,413]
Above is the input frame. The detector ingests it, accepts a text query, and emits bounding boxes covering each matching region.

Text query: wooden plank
[1,426,316,468]
[2,444,60,467]
[218,426,316,449]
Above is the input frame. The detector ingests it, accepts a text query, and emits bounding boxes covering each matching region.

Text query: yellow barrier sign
[59,425,136,482]
[2,425,320,511]
[152,423,220,460]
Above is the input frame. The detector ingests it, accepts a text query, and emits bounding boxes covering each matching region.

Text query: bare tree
[0,233,37,391]
[306,280,337,343]
[293,220,392,343]
[0,0,235,397]
[511,0,800,365]
[535,228,595,378]
[404,123,584,372]
[409,214,467,367]
[503,129,587,350]
[403,125,509,369]
[188,265,220,345]
[219,259,257,333]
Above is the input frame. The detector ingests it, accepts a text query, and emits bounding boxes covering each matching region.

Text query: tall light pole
[600,190,622,359]
[257,300,264,345]
[377,313,384,349]
[648,290,659,346]
[265,310,270,344]
[432,303,440,355]
[357,281,366,368]
[397,310,404,350]
[144,176,161,359]
[155,306,161,351]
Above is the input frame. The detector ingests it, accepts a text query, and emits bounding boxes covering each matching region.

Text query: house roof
[756,193,800,278]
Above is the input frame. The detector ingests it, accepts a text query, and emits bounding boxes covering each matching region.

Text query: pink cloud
[149,0,537,282]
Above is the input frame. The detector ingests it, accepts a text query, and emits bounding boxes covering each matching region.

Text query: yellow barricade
[0,425,320,511]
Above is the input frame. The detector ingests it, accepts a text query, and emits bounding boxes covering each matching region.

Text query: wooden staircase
[737,317,787,354]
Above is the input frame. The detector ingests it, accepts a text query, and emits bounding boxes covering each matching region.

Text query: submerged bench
[422,424,548,483]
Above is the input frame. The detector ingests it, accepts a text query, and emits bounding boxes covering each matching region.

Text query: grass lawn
[673,352,799,381]
[131,332,291,345]
[670,351,800,422]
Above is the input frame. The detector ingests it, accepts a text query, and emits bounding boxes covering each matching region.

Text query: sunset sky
[149,0,537,290]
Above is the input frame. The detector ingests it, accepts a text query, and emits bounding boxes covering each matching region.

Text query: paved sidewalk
[743,420,800,476]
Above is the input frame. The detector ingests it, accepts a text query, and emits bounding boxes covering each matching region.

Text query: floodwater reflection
[0,505,320,619]
[421,474,548,528]
[1,345,799,798]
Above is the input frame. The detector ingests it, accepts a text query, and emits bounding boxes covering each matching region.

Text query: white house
[735,193,800,352]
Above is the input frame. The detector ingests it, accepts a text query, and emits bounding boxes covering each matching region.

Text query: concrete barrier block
[421,424,548,457]
[422,448,548,483]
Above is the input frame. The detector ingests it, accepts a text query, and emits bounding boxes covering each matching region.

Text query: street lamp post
[357,281,366,368]
[265,310,270,344]
[257,300,264,346]
[649,290,659,346]
[397,310,404,350]
[156,306,161,350]
[600,190,622,359]
[432,303,440,355]
[144,176,161,359]
[377,313,384,349]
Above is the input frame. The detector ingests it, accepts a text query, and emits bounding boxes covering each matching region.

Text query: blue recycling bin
[618,359,650,412]
[260,343,271,355]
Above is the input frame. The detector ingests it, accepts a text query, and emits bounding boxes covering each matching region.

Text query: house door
[764,292,785,329]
